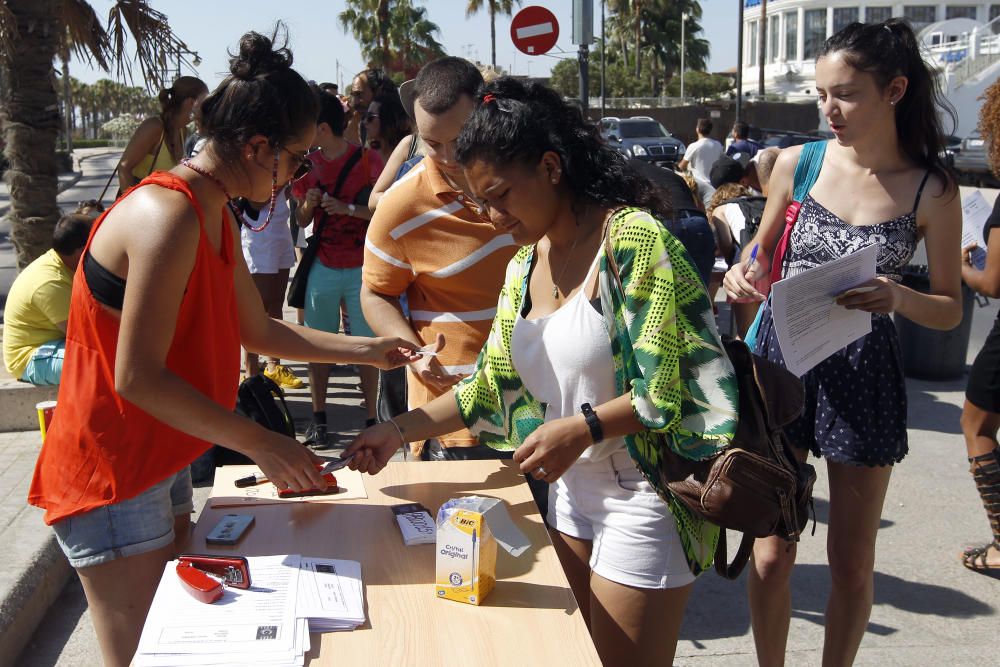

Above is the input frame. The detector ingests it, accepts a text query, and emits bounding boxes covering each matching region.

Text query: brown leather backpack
[660,338,816,579]
[603,215,816,579]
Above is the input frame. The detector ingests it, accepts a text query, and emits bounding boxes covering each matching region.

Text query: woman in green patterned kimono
[345,77,739,666]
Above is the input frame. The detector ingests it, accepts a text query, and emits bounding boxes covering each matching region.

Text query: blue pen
[748,243,760,267]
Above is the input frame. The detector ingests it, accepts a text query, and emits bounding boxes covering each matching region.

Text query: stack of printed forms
[134,555,365,667]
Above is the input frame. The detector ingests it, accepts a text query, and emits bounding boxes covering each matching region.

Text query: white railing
[925,16,1000,88]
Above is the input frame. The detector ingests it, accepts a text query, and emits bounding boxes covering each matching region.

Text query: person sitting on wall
[3,214,94,385]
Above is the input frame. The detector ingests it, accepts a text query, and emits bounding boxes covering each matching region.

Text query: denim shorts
[52,467,194,569]
[21,338,65,386]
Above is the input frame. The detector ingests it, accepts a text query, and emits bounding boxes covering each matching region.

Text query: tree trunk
[62,54,73,154]
[2,0,62,270]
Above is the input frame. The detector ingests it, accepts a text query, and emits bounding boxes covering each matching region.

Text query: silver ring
[535,466,548,476]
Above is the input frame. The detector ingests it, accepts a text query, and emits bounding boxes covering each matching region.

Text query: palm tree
[0,0,188,269]
[339,0,445,77]
[465,0,519,68]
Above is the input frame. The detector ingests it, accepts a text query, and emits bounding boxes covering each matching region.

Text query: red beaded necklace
[180,158,278,232]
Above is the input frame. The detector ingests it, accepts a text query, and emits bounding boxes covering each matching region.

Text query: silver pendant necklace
[551,232,581,300]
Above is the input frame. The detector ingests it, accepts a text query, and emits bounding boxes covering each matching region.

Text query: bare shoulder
[917,169,960,221]
[99,185,201,260]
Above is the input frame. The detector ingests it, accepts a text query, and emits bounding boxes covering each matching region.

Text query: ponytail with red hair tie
[482,93,496,105]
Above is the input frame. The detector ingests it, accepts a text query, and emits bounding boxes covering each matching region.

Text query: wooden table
[188,460,602,666]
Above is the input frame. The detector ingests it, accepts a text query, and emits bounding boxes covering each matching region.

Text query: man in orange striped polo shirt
[362,57,517,460]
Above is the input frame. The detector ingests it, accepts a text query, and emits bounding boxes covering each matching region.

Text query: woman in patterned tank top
[724,19,962,666]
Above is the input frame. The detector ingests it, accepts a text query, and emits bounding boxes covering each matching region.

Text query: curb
[0,434,72,666]
[0,531,70,667]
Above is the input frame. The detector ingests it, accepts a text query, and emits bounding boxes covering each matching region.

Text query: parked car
[951,132,998,187]
[760,128,823,149]
[600,116,686,166]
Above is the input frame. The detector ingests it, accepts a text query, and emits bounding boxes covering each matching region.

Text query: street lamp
[680,12,688,100]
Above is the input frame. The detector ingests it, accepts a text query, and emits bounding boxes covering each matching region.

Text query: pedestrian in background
[678,117,724,187]
[958,76,1000,574]
[364,91,411,165]
[117,76,208,193]
[237,188,303,388]
[292,84,385,447]
[724,19,962,666]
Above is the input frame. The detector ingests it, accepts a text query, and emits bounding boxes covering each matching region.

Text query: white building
[741,0,1000,136]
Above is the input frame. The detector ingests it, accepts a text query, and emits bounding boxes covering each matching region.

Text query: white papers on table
[770,245,878,377]
[962,190,992,270]
[135,555,306,666]
[297,557,366,632]
[135,555,366,667]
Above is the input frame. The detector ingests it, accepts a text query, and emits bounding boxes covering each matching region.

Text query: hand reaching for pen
[343,422,405,475]
[249,430,329,492]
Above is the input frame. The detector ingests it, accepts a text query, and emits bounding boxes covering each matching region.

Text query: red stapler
[176,554,252,604]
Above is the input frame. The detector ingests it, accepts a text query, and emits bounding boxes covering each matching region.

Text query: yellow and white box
[434,496,529,606]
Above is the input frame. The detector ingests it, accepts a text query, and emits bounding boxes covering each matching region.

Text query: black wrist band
[580,403,604,444]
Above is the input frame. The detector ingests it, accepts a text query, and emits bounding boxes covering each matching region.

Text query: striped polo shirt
[363,157,517,448]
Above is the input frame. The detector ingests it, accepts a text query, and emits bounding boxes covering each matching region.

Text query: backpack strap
[791,140,827,203]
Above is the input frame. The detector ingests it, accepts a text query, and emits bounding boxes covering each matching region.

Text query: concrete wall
[588,101,820,145]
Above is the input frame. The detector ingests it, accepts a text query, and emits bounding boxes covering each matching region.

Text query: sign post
[573,0,594,113]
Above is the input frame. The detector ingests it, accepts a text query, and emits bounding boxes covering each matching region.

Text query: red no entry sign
[510,6,559,56]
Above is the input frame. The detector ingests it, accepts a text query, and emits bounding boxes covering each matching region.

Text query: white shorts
[241,220,296,274]
[548,447,696,590]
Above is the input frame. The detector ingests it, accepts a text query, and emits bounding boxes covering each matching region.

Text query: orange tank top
[28,172,241,525]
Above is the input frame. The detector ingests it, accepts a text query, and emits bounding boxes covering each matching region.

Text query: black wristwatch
[580,403,604,444]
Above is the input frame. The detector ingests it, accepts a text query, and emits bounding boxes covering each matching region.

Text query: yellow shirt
[3,249,72,379]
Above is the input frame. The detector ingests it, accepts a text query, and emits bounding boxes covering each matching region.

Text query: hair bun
[230,30,292,80]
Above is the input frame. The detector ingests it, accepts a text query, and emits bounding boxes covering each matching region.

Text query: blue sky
[71,1,738,89]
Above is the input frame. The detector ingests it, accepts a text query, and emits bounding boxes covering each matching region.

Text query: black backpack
[722,195,768,245]
[236,374,296,437]
[216,375,297,466]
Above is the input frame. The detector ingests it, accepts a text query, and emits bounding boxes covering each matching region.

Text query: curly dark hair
[978,78,1000,177]
[454,77,671,221]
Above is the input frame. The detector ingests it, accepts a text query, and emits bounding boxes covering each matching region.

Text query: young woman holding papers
[28,27,420,667]
[723,19,962,667]
[346,77,739,666]
[959,78,1000,574]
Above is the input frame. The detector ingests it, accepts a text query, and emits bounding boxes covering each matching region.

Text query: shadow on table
[680,562,993,646]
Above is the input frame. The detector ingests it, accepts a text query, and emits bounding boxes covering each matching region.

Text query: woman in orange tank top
[28,27,421,667]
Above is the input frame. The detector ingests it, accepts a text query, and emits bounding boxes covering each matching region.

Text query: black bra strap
[912,170,931,214]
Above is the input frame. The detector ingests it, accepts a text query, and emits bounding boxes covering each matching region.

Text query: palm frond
[106,0,186,92]
[60,0,110,70]
[0,0,18,64]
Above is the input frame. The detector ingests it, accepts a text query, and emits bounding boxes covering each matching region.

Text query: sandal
[961,540,1000,573]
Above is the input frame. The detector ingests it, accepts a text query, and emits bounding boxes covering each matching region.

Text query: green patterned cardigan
[453,207,740,575]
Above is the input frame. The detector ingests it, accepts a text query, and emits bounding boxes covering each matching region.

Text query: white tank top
[511,248,624,462]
